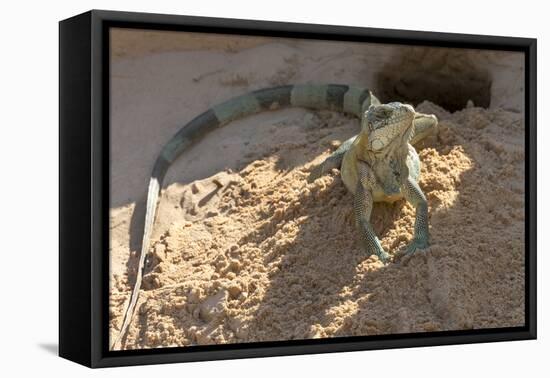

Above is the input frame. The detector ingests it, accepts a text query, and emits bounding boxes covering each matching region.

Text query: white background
[0,0,546,375]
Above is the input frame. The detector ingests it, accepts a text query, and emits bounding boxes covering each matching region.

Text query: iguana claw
[377,250,391,263]
[307,165,324,183]
[405,237,429,255]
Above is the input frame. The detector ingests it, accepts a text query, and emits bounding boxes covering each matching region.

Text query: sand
[108,29,525,349]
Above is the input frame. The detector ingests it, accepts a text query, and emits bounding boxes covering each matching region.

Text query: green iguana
[112,84,438,349]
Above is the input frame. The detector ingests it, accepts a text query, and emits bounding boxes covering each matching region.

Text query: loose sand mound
[109,101,525,349]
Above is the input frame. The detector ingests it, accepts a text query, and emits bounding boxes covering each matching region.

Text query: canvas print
[108,28,525,351]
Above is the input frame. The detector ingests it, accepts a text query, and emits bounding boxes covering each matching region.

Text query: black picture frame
[59,9,537,368]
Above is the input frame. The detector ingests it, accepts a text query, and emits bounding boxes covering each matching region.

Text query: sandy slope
[108,30,525,349]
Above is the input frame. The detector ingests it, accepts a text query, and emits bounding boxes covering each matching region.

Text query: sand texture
[108,30,525,349]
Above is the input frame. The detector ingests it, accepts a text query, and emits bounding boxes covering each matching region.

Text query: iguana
[112,84,438,349]
[310,101,437,261]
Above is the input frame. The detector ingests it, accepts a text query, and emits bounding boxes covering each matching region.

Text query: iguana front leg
[402,176,429,254]
[308,135,357,182]
[353,161,390,262]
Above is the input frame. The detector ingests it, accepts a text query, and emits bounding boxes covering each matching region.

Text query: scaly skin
[113,84,438,349]
[310,102,438,262]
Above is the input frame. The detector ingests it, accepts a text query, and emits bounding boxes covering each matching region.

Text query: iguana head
[361,102,415,152]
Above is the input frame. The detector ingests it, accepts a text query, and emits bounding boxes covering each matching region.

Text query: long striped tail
[111,84,377,349]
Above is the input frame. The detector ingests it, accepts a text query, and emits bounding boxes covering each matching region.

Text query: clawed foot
[307,165,324,183]
[377,250,391,263]
[366,244,391,263]
[405,237,429,255]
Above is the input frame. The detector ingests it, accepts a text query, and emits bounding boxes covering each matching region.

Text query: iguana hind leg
[353,162,390,262]
[308,135,357,182]
[402,176,429,254]
[411,113,438,146]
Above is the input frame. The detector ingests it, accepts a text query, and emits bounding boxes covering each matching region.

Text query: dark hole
[375,46,492,112]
